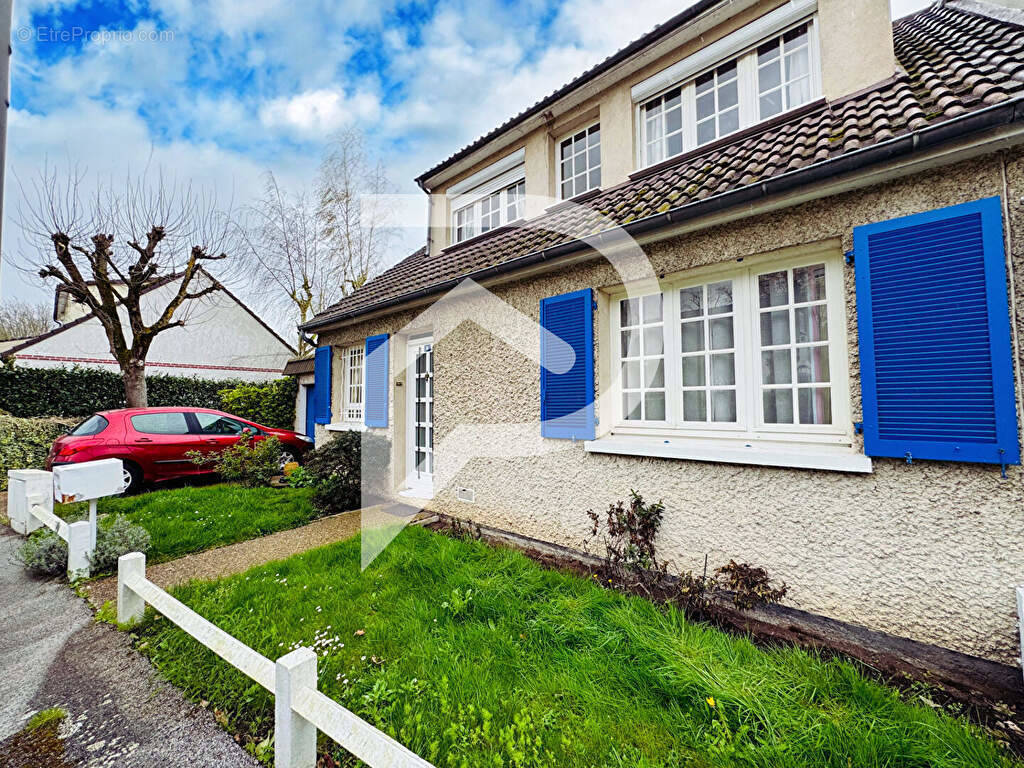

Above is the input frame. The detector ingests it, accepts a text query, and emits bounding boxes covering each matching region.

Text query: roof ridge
[945,0,1024,28]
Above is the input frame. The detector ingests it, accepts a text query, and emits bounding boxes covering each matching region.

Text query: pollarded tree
[17,168,241,407]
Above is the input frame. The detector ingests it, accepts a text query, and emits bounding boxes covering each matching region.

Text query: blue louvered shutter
[540,289,595,440]
[364,334,389,428]
[313,346,332,425]
[854,196,1019,465]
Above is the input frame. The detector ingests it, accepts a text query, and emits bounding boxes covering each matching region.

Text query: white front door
[404,338,434,497]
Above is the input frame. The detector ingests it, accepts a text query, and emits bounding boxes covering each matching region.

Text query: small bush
[284,465,314,488]
[586,489,667,589]
[218,378,297,429]
[18,529,69,576]
[677,559,788,617]
[89,515,151,574]
[303,431,361,516]
[188,434,283,488]
[0,415,76,490]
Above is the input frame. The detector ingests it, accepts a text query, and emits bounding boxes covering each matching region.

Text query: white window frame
[342,345,364,424]
[606,248,851,447]
[636,17,820,169]
[448,152,527,246]
[556,122,602,200]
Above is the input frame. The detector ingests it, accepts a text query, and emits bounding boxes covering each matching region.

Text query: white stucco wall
[320,149,1024,666]
[9,276,293,382]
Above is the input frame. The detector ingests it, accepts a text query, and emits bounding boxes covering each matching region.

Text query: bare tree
[239,129,395,354]
[237,173,339,354]
[17,167,240,407]
[0,300,52,340]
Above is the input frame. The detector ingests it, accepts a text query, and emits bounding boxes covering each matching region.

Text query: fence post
[8,470,52,535]
[66,521,91,580]
[275,648,318,768]
[118,552,147,626]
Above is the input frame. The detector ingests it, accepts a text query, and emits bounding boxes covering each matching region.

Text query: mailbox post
[53,459,127,550]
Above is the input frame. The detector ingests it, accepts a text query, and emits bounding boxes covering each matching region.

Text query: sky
[0,0,933,328]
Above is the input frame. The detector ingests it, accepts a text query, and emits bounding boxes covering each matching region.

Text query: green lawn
[61,484,316,565]
[134,525,1018,768]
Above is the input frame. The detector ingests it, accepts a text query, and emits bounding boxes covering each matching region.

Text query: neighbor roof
[306,1,1024,331]
[282,356,315,376]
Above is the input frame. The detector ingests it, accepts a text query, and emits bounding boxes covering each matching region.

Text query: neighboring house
[302,0,1024,670]
[282,354,316,436]
[3,270,295,381]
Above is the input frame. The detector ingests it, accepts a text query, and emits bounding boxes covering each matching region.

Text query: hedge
[218,377,298,430]
[0,415,76,490]
[0,365,297,429]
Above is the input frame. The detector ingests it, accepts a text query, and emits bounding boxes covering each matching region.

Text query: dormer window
[636,19,819,169]
[558,123,601,199]
[448,149,526,245]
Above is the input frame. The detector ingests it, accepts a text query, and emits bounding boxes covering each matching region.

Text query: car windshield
[69,414,108,436]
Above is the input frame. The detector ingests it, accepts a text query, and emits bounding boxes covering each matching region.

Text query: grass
[25,708,66,732]
[134,525,1019,768]
[60,484,316,565]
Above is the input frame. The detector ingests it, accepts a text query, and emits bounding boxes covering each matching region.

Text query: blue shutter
[364,334,389,428]
[854,196,1019,465]
[313,346,332,425]
[540,289,595,440]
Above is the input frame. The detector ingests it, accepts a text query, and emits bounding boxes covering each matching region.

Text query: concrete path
[0,528,258,767]
[83,508,364,609]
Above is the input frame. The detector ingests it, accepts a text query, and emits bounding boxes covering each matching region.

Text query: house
[282,354,315,436]
[3,270,295,381]
[301,0,1024,673]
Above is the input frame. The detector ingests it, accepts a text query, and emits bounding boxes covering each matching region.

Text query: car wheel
[121,462,144,495]
[278,450,297,472]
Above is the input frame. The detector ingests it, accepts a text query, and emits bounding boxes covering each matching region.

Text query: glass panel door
[407,339,434,494]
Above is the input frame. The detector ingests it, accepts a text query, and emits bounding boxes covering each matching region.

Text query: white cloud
[259,88,382,138]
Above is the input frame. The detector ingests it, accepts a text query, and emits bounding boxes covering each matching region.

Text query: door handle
[135,437,152,443]
[205,438,219,444]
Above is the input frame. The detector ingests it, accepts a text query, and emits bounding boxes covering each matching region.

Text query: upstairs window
[558,123,601,199]
[451,177,525,244]
[639,20,819,168]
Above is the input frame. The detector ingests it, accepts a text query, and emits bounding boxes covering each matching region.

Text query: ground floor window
[343,345,364,423]
[610,252,849,442]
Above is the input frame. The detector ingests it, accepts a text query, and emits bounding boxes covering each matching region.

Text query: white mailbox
[53,459,126,503]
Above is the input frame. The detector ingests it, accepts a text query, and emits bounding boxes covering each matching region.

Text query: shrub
[0,364,243,418]
[18,529,68,576]
[89,515,152,574]
[0,415,76,490]
[303,431,362,516]
[218,377,297,429]
[188,433,283,488]
[586,490,667,588]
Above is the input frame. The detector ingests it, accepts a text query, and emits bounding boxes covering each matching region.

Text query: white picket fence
[8,468,94,579]
[116,552,436,768]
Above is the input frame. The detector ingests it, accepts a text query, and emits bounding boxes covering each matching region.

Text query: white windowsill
[399,487,435,501]
[584,435,872,473]
[325,422,367,433]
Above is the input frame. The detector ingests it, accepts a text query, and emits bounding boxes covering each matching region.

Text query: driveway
[0,528,258,767]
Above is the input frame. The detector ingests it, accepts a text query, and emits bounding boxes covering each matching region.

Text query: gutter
[302,96,1024,333]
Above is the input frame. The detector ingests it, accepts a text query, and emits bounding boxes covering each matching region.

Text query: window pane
[664,88,681,109]
[763,389,794,424]
[681,356,705,386]
[697,120,716,145]
[645,392,666,421]
[416,377,427,398]
[644,359,665,389]
[665,106,682,134]
[642,293,663,323]
[711,353,735,386]
[561,140,573,159]
[759,59,781,91]
[760,91,783,118]
[621,329,640,357]
[758,38,780,64]
[793,264,826,302]
[759,271,789,307]
[131,412,189,435]
[681,321,704,353]
[561,180,573,199]
[683,390,707,421]
[784,23,809,46]
[588,126,600,145]
[762,349,792,384]
[695,71,714,94]
[643,326,664,356]
[622,360,641,389]
[588,145,600,168]
[799,387,832,424]
[709,317,734,350]
[719,80,738,109]
[416,402,426,422]
[620,298,639,327]
[680,286,703,318]
[786,47,810,80]
[666,132,683,158]
[795,305,828,342]
[707,281,733,314]
[797,346,830,383]
[760,310,791,346]
[719,108,739,135]
[696,92,714,120]
[787,77,811,107]
[711,390,737,422]
[624,392,642,420]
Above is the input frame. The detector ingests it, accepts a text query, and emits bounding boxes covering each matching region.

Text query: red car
[47,407,315,493]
